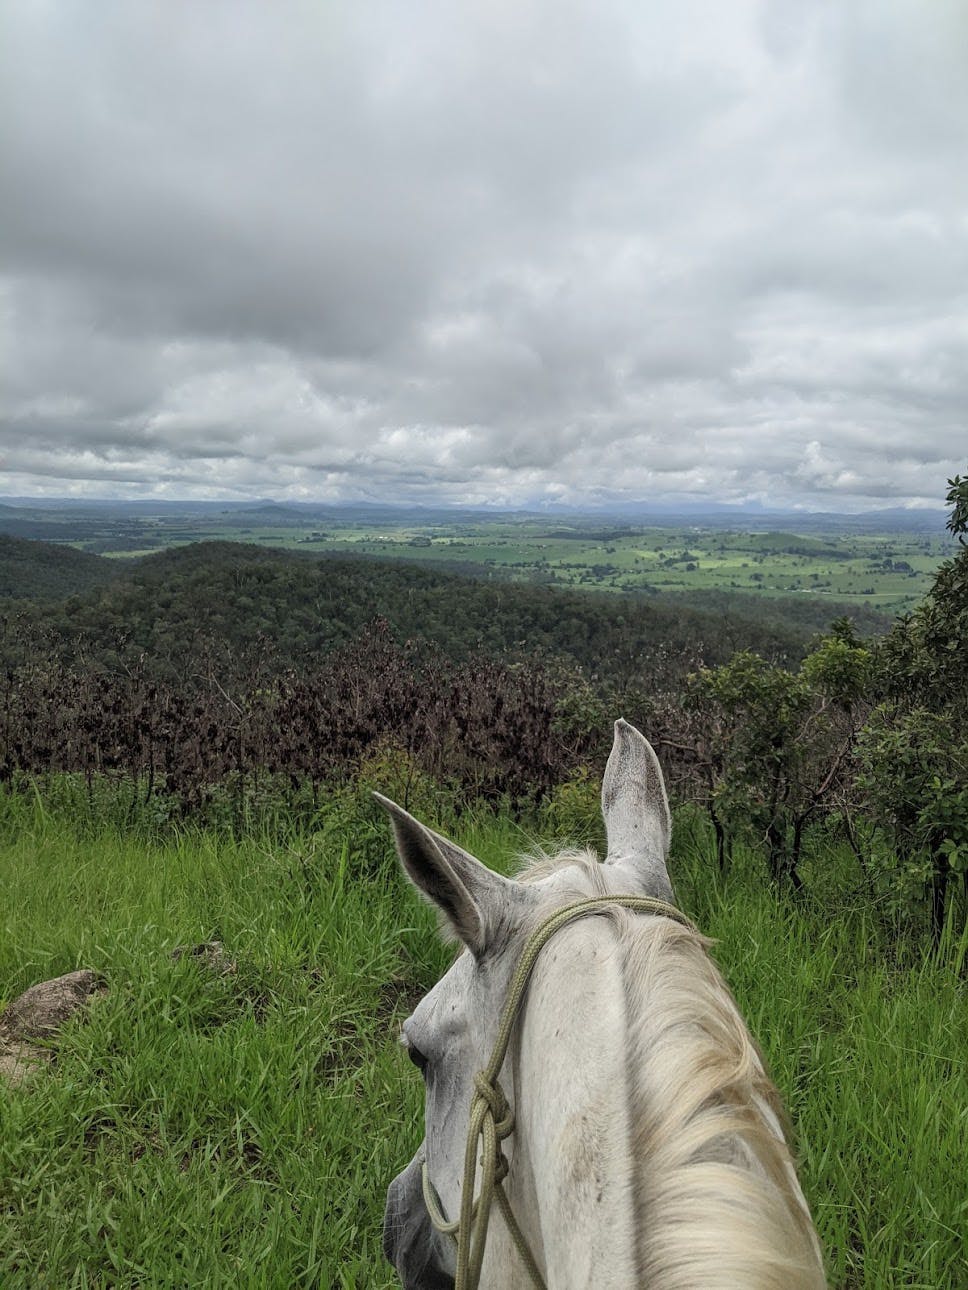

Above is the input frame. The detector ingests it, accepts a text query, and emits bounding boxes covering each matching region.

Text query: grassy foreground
[1,792,965,1288]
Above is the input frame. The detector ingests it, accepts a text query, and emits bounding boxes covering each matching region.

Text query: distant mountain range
[0,495,949,534]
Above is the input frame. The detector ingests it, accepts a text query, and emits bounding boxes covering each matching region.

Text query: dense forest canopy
[0,535,124,601]
[5,538,820,682]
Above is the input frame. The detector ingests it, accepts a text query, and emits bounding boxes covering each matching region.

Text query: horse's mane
[517,849,826,1290]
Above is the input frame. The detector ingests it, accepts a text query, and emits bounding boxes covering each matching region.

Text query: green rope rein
[420,894,699,1290]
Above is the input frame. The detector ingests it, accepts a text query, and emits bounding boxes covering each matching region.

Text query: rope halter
[420,893,699,1290]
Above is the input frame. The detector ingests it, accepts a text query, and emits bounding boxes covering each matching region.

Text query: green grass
[278,523,949,612]
[1,792,965,1287]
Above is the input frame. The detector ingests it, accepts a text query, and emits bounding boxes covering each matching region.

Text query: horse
[379,720,826,1289]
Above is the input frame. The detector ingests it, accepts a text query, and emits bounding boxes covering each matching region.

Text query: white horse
[380,720,825,1289]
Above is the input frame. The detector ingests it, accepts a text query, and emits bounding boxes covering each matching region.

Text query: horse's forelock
[514,846,609,888]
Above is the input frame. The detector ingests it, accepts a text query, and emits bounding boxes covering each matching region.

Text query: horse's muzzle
[384,1154,455,1289]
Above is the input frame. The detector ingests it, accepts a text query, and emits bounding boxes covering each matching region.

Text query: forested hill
[8,539,829,682]
[0,534,123,601]
[660,587,889,638]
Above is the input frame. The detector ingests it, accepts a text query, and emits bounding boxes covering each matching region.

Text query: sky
[2,0,966,512]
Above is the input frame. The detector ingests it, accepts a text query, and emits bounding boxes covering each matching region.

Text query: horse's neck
[496,918,642,1289]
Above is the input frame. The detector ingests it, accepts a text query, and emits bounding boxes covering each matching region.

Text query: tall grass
[1,789,965,1287]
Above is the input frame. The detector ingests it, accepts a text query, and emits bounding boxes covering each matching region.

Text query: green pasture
[84,517,952,613]
[1,787,965,1287]
[305,522,947,611]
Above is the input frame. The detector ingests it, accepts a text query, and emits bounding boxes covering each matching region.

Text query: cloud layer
[2,0,966,509]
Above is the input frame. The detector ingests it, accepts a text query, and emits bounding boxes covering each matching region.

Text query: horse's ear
[374,793,513,956]
[601,719,674,901]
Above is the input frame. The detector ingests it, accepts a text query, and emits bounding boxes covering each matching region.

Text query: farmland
[287,521,946,613]
[0,498,953,615]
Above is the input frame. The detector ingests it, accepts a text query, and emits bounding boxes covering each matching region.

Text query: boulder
[0,969,103,1042]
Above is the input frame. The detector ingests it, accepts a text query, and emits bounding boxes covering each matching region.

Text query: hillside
[9,539,831,681]
[0,535,124,601]
[2,801,963,1286]
[666,587,891,638]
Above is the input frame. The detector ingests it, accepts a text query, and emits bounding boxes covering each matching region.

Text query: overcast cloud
[2,0,966,510]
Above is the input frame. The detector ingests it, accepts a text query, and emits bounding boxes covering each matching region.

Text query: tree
[668,632,870,887]
[857,474,968,939]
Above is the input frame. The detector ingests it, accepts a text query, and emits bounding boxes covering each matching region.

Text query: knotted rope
[421,893,698,1290]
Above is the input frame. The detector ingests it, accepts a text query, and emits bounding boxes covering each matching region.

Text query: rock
[170,941,237,976]
[0,1040,46,1087]
[0,969,103,1043]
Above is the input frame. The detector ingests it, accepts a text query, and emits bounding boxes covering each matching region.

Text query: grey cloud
[1,1,965,510]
